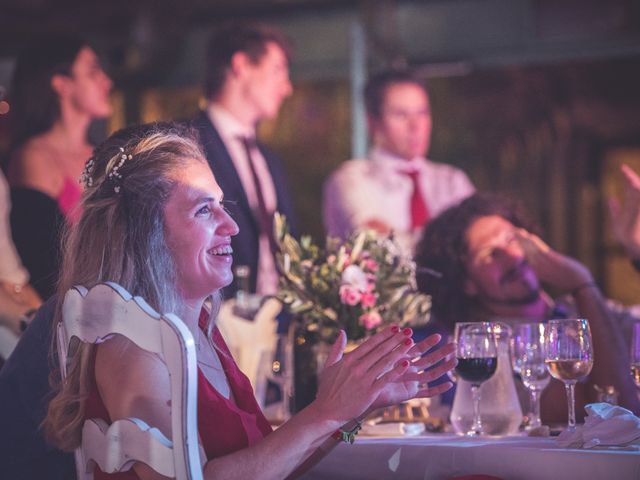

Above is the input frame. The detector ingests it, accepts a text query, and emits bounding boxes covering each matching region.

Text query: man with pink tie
[323,69,474,255]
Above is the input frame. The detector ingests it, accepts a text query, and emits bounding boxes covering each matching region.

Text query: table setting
[229,217,640,479]
[302,428,640,480]
[301,318,640,479]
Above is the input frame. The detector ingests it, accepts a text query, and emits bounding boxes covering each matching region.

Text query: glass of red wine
[454,322,499,436]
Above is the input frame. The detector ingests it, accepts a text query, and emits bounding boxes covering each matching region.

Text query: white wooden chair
[57,282,204,480]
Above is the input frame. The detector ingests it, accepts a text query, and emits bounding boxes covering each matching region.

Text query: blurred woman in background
[6,35,112,299]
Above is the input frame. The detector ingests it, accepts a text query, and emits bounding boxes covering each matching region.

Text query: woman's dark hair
[415,192,539,331]
[9,35,86,147]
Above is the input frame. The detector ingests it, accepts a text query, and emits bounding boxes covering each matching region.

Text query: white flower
[341,264,368,291]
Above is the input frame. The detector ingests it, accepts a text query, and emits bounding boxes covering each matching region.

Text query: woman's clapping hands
[371,333,456,412]
[314,326,456,424]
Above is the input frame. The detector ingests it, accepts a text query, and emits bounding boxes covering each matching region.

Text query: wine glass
[454,322,499,436]
[544,318,593,431]
[630,322,640,388]
[511,323,550,429]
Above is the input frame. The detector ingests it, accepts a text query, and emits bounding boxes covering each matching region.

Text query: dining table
[302,432,640,479]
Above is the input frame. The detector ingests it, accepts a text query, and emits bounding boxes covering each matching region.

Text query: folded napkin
[556,403,640,448]
[216,298,280,394]
[360,421,425,437]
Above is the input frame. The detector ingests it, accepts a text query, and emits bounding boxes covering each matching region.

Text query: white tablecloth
[303,434,640,480]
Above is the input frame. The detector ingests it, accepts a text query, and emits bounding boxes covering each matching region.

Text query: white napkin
[556,403,640,448]
[216,298,280,395]
[360,421,426,437]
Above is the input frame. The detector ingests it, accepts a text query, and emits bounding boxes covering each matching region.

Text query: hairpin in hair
[106,147,132,193]
[415,266,444,279]
[79,157,95,188]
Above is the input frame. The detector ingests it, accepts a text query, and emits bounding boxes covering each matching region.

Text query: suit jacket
[191,111,298,298]
[0,296,76,479]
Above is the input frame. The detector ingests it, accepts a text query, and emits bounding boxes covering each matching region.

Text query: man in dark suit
[192,22,298,299]
[0,296,76,479]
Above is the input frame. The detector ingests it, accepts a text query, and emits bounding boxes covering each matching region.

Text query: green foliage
[274,213,431,341]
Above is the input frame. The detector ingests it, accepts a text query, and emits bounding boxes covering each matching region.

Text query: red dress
[85,321,273,479]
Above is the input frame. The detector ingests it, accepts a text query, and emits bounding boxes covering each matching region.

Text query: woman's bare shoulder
[8,138,62,195]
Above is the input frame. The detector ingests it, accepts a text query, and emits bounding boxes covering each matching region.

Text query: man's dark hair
[415,192,539,332]
[364,69,426,119]
[203,22,293,99]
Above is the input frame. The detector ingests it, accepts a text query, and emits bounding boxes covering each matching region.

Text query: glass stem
[529,389,541,429]
[470,384,482,435]
[565,381,577,430]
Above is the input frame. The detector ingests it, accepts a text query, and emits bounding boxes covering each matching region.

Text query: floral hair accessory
[274,213,431,341]
[106,147,132,193]
[79,157,95,188]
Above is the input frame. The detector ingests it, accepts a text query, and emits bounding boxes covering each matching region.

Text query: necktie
[407,170,430,229]
[239,136,278,252]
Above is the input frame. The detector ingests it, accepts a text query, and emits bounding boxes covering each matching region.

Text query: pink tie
[407,170,430,229]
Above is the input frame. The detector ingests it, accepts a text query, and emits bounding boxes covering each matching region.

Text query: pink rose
[359,311,382,330]
[365,259,378,272]
[360,291,377,308]
[339,284,362,306]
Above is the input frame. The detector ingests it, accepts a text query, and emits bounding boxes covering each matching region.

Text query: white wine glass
[454,322,499,436]
[544,318,593,431]
[630,322,640,388]
[511,323,550,429]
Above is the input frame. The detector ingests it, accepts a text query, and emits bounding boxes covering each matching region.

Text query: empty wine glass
[630,322,640,388]
[511,323,550,429]
[454,322,499,436]
[544,318,593,431]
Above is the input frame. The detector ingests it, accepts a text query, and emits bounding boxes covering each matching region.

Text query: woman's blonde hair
[44,121,218,451]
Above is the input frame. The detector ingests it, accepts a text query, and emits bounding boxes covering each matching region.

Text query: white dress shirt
[323,147,475,255]
[207,105,279,295]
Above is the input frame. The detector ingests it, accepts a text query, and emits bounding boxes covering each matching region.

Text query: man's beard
[481,261,541,306]
[481,287,541,307]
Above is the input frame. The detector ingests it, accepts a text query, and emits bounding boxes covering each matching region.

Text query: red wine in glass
[454,322,499,435]
[455,357,498,384]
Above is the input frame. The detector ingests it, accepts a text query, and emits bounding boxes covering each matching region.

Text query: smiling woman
[163,161,239,305]
[41,121,456,480]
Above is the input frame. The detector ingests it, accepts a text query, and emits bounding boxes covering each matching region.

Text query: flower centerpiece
[274,213,431,342]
